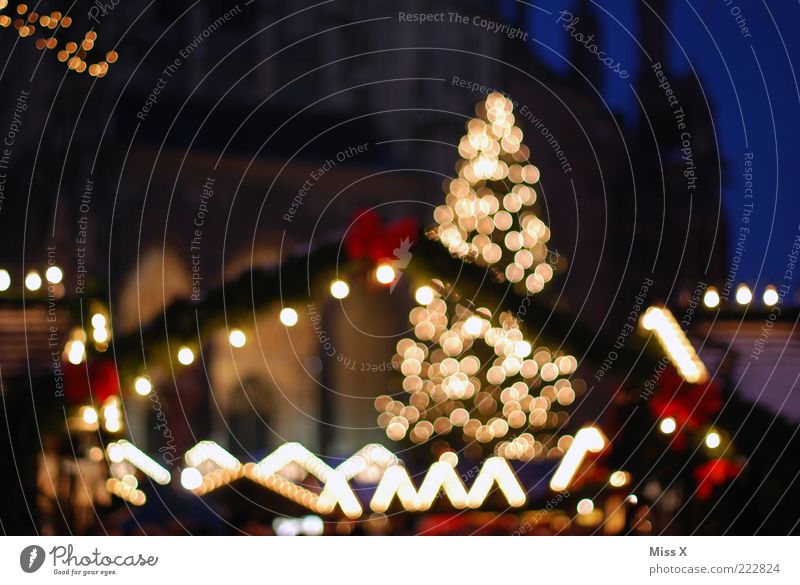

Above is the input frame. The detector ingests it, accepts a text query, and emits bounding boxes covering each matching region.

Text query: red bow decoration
[649,367,722,431]
[344,210,419,263]
[694,458,742,500]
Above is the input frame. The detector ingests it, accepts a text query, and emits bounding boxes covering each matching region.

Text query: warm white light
[81,406,98,425]
[92,327,109,343]
[45,266,63,284]
[108,440,171,484]
[763,286,779,307]
[279,307,298,327]
[181,467,203,490]
[659,417,677,434]
[24,271,42,291]
[736,284,752,305]
[105,418,121,433]
[91,313,106,328]
[640,306,708,384]
[703,287,720,308]
[330,280,350,299]
[0,269,9,292]
[414,285,435,305]
[609,470,630,488]
[705,431,721,449]
[67,340,85,365]
[177,346,195,365]
[550,427,606,491]
[463,315,483,336]
[375,263,396,285]
[134,376,152,396]
[577,498,594,515]
[229,329,246,348]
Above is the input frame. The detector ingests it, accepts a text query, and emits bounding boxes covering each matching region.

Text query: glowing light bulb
[91,313,106,328]
[279,308,298,326]
[705,431,721,449]
[177,346,195,365]
[181,467,203,490]
[330,279,350,299]
[735,284,752,305]
[375,263,396,285]
[703,287,720,308]
[577,498,594,515]
[24,271,42,291]
[609,470,630,487]
[659,417,677,434]
[93,327,109,343]
[414,286,434,305]
[0,269,9,292]
[228,329,246,348]
[81,406,98,425]
[763,286,779,307]
[463,316,483,336]
[105,418,121,433]
[67,340,85,365]
[45,266,63,284]
[134,376,152,396]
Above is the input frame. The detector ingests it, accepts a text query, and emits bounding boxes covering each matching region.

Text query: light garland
[434,93,555,293]
[106,440,171,485]
[102,437,613,516]
[0,2,118,76]
[549,427,606,492]
[640,306,708,383]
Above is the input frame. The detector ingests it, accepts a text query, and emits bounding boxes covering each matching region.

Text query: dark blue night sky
[503,0,800,289]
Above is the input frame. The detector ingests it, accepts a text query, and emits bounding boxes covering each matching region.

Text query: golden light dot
[705,431,721,449]
[65,41,77,53]
[39,15,50,26]
[703,287,720,308]
[375,262,396,285]
[577,498,594,515]
[330,279,350,299]
[659,417,677,434]
[134,376,152,396]
[27,12,37,23]
[0,16,9,27]
[763,285,779,307]
[81,406,98,425]
[86,31,97,41]
[24,270,42,291]
[46,37,57,49]
[279,307,298,327]
[76,61,86,73]
[68,56,80,70]
[609,470,629,488]
[177,346,195,365]
[35,38,46,49]
[0,0,7,10]
[106,51,118,64]
[81,39,93,51]
[16,4,27,15]
[228,329,246,348]
[45,266,63,284]
[735,284,752,305]
[61,16,71,27]
[414,285,434,305]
